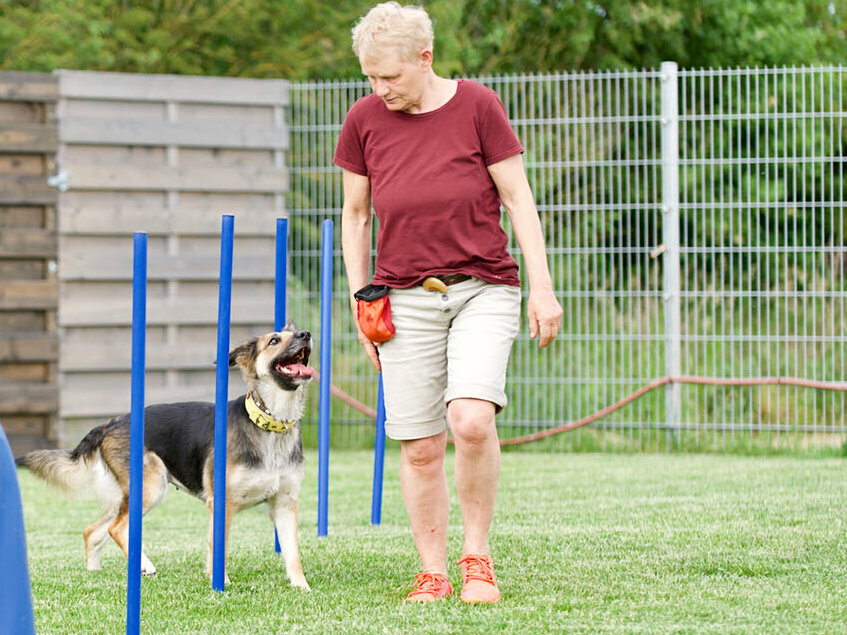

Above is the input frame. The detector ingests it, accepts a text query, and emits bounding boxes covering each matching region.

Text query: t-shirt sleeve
[479,89,524,166]
[333,103,368,176]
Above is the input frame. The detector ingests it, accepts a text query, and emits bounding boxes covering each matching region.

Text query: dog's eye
[269,336,280,346]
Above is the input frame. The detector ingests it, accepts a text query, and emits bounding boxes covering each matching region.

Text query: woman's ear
[418,48,433,71]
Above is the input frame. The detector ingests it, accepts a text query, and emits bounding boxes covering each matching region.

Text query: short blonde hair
[352,2,434,64]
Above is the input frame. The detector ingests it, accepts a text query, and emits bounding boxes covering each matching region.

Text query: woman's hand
[527,288,563,348]
[354,315,382,371]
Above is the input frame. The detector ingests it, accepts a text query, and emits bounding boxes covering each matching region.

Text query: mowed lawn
[16,448,847,634]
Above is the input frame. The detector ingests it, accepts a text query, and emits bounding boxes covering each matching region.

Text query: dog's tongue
[282,363,314,377]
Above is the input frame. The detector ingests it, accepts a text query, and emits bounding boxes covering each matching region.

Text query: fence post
[660,61,682,443]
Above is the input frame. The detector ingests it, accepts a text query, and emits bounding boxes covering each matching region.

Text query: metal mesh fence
[287,65,846,452]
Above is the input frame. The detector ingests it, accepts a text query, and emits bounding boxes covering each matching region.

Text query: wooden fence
[54,71,290,447]
[0,72,60,456]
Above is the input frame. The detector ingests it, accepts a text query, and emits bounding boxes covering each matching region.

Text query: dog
[16,326,314,589]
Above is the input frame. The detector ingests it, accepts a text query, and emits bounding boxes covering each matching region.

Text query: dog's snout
[295,330,311,341]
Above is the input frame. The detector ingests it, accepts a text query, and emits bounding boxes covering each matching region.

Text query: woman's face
[360,48,429,114]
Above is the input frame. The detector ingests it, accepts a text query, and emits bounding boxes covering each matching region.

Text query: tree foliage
[0,0,844,78]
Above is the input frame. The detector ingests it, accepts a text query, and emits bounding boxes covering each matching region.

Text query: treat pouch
[354,283,395,343]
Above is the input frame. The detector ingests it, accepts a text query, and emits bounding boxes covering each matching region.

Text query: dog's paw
[291,577,311,592]
[140,556,157,576]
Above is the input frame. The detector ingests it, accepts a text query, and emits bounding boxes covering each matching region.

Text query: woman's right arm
[340,168,381,370]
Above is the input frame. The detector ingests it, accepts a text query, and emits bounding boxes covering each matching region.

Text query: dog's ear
[229,338,258,369]
[283,319,297,333]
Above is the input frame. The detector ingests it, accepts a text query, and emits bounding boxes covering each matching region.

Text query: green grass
[17,450,847,634]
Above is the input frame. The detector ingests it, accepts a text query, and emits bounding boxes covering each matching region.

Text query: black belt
[431,273,471,286]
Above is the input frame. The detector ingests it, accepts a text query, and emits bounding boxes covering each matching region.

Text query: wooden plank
[60,252,276,282]
[0,280,58,310]
[0,207,47,227]
[57,70,288,106]
[3,416,55,455]
[0,361,47,382]
[0,123,58,153]
[0,382,59,414]
[0,101,46,125]
[61,383,236,419]
[0,154,46,175]
[0,416,48,436]
[61,207,283,236]
[61,118,287,150]
[59,295,275,327]
[0,72,58,102]
[61,327,286,373]
[0,333,58,362]
[0,175,58,205]
[61,341,218,372]
[0,311,46,331]
[6,434,55,456]
[0,261,44,280]
[66,163,288,193]
[0,227,57,258]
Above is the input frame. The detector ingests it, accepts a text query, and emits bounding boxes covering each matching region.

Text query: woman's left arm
[488,154,563,348]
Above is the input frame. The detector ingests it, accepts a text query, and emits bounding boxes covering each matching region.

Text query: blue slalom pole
[273,216,287,554]
[370,374,386,525]
[275,217,288,330]
[212,215,234,592]
[317,219,333,537]
[127,232,147,635]
[0,422,35,635]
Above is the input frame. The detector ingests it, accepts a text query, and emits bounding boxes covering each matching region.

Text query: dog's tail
[16,425,107,496]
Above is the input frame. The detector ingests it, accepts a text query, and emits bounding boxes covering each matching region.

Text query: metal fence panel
[677,67,845,450]
[287,66,846,452]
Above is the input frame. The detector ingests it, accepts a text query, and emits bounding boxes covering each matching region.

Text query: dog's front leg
[205,497,234,585]
[270,495,310,590]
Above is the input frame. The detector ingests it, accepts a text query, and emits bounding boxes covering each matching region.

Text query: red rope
[312,370,377,419]
[314,371,847,447]
[500,375,847,446]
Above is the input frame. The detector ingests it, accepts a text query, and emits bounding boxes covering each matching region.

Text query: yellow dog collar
[245,393,296,434]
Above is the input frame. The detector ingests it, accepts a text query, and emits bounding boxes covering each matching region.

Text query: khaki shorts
[377,278,521,440]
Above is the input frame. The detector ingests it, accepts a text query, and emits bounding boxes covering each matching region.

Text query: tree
[446,0,846,75]
[0,0,844,77]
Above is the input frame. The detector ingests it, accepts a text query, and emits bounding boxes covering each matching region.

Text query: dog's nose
[295,330,311,341]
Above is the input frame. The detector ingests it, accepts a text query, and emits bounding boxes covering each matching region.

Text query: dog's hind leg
[84,505,119,570]
[270,494,309,590]
[108,501,156,575]
[107,452,168,576]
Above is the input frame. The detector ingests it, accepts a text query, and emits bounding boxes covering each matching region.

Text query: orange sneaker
[457,554,501,604]
[405,572,453,603]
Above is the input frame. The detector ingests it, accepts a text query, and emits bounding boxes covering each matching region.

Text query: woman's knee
[448,399,497,446]
[401,434,446,471]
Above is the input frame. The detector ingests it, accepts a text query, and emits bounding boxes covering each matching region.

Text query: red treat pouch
[354,284,395,343]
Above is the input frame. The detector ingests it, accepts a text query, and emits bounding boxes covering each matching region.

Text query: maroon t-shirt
[333,79,523,288]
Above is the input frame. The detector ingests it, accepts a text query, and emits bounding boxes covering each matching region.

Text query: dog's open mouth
[275,346,314,379]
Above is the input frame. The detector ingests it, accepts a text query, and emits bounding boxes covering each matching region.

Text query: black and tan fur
[16,326,313,589]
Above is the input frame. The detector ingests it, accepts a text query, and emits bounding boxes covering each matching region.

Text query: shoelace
[408,572,448,597]
[457,555,496,583]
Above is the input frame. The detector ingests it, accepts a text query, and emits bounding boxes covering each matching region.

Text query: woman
[334,2,562,604]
